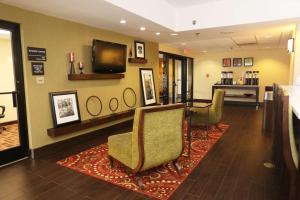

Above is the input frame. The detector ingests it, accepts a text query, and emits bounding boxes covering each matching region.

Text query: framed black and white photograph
[244,57,253,67]
[233,58,242,67]
[135,41,145,58]
[49,91,81,127]
[139,68,156,106]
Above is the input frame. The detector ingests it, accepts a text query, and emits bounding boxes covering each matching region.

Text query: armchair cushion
[108,132,133,169]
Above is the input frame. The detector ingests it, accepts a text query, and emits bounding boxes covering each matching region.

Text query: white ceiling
[0,0,297,52]
[164,0,219,7]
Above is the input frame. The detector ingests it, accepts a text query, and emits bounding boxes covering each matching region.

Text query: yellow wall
[0,3,159,149]
[194,49,290,102]
[0,38,17,123]
[292,22,300,84]
[159,44,196,57]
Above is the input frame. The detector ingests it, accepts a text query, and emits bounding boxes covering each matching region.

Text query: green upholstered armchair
[190,89,225,130]
[108,104,185,176]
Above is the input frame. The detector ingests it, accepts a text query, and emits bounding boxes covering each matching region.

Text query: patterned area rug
[57,123,230,200]
[0,124,20,151]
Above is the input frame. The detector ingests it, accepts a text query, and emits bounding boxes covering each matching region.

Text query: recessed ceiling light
[171,33,178,36]
[200,50,208,53]
[181,42,186,46]
[120,19,126,24]
[140,27,146,31]
[155,32,161,35]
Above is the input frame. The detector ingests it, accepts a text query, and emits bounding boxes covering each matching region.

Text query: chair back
[282,94,299,171]
[282,92,300,200]
[131,104,185,172]
[211,89,225,123]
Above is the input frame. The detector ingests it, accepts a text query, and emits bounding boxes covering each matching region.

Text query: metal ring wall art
[109,97,119,112]
[86,96,102,117]
[122,87,137,108]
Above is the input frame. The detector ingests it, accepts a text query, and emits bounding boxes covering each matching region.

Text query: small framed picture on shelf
[222,58,231,67]
[233,58,242,67]
[49,91,81,127]
[139,68,157,106]
[244,57,253,67]
[134,41,145,58]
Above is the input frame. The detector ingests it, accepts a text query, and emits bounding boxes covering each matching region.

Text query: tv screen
[92,39,127,73]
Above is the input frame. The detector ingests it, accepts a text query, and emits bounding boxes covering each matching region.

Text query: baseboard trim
[32,119,133,159]
[0,120,18,126]
[193,99,212,103]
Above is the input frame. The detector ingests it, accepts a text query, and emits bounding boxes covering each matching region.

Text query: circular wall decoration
[86,96,102,117]
[109,97,119,112]
[122,87,137,108]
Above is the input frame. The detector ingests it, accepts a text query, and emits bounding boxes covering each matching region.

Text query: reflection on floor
[0,124,19,151]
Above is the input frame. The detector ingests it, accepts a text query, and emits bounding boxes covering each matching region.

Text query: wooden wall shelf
[47,109,135,137]
[128,58,148,64]
[68,73,124,80]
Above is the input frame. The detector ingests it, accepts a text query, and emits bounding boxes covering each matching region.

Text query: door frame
[0,19,29,166]
[159,51,194,104]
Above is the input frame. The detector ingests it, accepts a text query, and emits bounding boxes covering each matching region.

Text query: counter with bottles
[212,84,259,109]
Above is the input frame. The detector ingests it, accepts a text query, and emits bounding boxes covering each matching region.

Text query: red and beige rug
[57,123,230,200]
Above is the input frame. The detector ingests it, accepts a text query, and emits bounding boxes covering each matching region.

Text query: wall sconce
[288,38,294,54]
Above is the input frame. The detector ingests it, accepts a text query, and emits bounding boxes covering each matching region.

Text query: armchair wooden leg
[135,175,144,190]
[173,161,183,176]
[215,124,223,132]
[108,155,114,168]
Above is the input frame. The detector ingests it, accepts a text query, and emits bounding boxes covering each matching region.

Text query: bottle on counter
[221,71,225,85]
[244,71,249,85]
[229,71,233,85]
[253,71,259,85]
[249,71,253,85]
[224,71,228,85]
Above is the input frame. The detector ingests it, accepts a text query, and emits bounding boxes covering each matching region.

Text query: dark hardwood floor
[0,106,286,200]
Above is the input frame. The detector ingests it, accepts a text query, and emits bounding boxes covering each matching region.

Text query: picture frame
[134,41,145,59]
[244,57,253,67]
[49,91,81,127]
[139,68,157,106]
[222,58,231,67]
[233,58,242,67]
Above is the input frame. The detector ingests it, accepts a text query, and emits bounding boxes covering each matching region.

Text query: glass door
[174,59,183,103]
[159,52,193,104]
[0,20,28,166]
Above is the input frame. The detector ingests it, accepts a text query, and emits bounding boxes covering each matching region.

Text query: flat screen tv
[92,39,127,73]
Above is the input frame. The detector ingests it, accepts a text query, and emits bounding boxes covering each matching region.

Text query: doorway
[159,52,193,104]
[0,20,29,166]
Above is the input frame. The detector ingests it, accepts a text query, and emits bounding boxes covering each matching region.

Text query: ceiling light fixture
[120,19,126,24]
[171,33,178,36]
[0,29,10,35]
[155,32,161,35]
[140,26,146,31]
[288,38,294,53]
